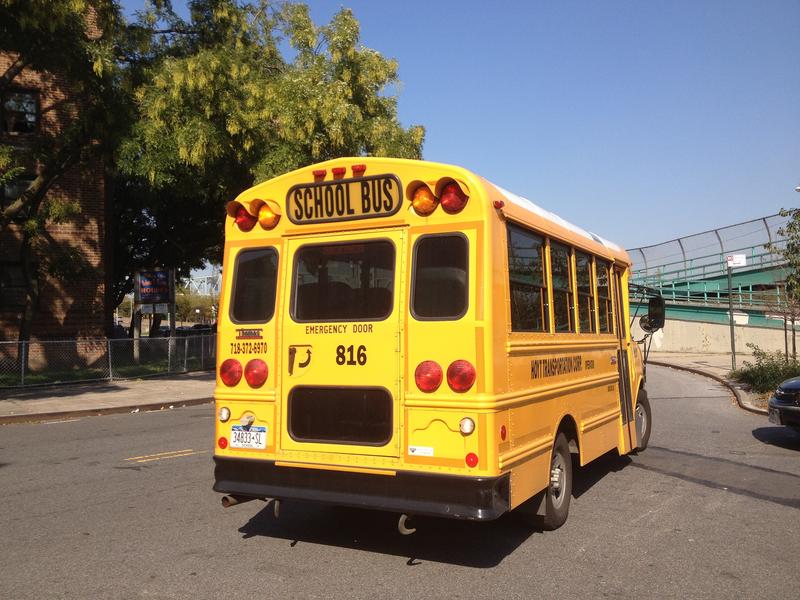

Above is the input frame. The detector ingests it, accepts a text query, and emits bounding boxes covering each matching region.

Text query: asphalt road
[1,365,798,599]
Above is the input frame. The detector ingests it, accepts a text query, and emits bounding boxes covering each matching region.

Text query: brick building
[0,44,110,340]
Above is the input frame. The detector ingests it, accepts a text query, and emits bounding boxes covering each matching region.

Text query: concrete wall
[631,317,792,355]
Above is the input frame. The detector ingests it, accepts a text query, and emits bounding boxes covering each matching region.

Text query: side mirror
[641,296,665,332]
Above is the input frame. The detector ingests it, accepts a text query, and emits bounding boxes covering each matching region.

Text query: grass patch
[731,344,800,393]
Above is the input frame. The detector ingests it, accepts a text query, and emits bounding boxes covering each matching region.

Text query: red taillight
[234,206,257,232]
[465,452,479,468]
[447,360,476,392]
[415,361,443,393]
[244,359,268,388]
[218,436,228,449]
[440,182,468,214]
[220,358,242,386]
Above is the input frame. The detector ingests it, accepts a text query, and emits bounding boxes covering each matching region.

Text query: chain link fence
[0,335,216,388]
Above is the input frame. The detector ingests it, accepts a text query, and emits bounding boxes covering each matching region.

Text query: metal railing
[0,334,216,388]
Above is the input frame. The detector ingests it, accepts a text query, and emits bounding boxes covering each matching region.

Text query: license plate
[768,408,782,425]
[230,425,267,449]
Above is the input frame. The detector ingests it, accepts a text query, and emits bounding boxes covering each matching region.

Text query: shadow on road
[235,453,634,567]
[752,426,800,452]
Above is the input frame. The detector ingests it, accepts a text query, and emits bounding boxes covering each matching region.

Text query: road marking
[42,418,82,425]
[133,450,207,463]
[124,448,204,463]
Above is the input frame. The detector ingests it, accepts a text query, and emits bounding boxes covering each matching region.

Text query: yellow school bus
[213,157,661,530]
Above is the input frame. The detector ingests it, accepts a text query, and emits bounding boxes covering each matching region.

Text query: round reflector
[465,452,479,468]
[415,360,443,392]
[411,186,438,216]
[459,417,475,435]
[220,358,242,386]
[447,360,476,392]
[244,359,268,388]
[500,424,507,441]
[440,182,468,214]
[218,436,228,449]
[234,206,257,232]
[258,203,281,229]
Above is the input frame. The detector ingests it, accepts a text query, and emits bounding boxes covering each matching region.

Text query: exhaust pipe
[398,513,416,535]
[221,494,256,508]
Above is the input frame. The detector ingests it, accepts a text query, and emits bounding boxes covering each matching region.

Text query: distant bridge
[628,213,791,328]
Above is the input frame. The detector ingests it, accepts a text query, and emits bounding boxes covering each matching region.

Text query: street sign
[141,304,154,314]
[155,303,169,314]
[725,254,746,268]
[135,269,174,303]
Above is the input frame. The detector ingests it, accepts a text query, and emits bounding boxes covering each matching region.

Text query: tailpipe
[221,494,256,508]
[398,513,416,535]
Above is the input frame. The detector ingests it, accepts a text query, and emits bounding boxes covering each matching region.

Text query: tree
[112,0,424,304]
[1,0,127,340]
[767,208,800,297]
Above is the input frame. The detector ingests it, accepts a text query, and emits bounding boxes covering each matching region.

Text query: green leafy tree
[767,208,800,297]
[113,0,424,304]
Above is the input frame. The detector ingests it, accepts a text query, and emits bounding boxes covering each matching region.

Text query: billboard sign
[135,269,174,304]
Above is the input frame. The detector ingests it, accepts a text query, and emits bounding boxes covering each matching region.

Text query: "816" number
[336,345,367,366]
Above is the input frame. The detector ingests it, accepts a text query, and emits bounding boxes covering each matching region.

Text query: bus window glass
[576,252,596,333]
[412,235,468,319]
[597,260,613,333]
[550,242,574,333]
[507,224,548,332]
[293,241,394,321]
[231,247,278,323]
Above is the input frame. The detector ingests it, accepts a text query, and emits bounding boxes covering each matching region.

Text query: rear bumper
[213,456,510,521]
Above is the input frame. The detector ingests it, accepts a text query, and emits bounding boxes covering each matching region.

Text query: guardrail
[631,242,785,288]
[0,334,216,388]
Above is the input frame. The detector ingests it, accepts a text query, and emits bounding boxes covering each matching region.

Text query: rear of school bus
[212,157,510,520]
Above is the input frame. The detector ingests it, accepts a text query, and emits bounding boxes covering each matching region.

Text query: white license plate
[768,408,782,425]
[230,425,267,449]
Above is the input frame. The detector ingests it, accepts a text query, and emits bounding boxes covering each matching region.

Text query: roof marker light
[234,206,257,232]
[258,203,281,230]
[332,167,347,178]
[493,200,505,209]
[411,186,438,216]
[313,169,327,179]
[440,182,468,214]
[352,164,367,176]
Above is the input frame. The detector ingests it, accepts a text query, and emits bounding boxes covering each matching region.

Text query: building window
[575,252,596,333]
[0,261,27,310]
[550,242,575,333]
[507,224,549,332]
[2,90,38,134]
[1,177,34,222]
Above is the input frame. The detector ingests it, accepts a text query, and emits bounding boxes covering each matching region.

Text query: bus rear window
[412,235,468,319]
[293,241,394,321]
[231,248,278,323]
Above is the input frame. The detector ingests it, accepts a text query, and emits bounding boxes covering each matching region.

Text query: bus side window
[411,234,468,320]
[575,252,596,333]
[230,247,278,323]
[507,224,548,332]
[550,242,575,333]
[596,260,613,333]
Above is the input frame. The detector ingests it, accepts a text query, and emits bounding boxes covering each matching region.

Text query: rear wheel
[542,432,572,530]
[634,389,652,452]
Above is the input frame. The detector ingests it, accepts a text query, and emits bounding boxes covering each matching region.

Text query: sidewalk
[0,371,214,424]
[0,353,767,424]
[648,351,767,414]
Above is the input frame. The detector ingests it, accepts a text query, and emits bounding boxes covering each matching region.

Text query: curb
[0,396,213,425]
[649,360,767,416]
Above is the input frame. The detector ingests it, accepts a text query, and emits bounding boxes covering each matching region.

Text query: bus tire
[633,389,652,452]
[542,432,572,531]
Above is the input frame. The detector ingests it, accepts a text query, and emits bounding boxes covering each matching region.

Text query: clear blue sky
[123,0,800,249]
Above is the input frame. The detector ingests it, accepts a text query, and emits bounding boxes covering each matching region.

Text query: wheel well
[557,415,580,455]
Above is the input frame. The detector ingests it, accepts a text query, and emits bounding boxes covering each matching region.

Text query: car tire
[541,432,573,531]
[633,389,652,452]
